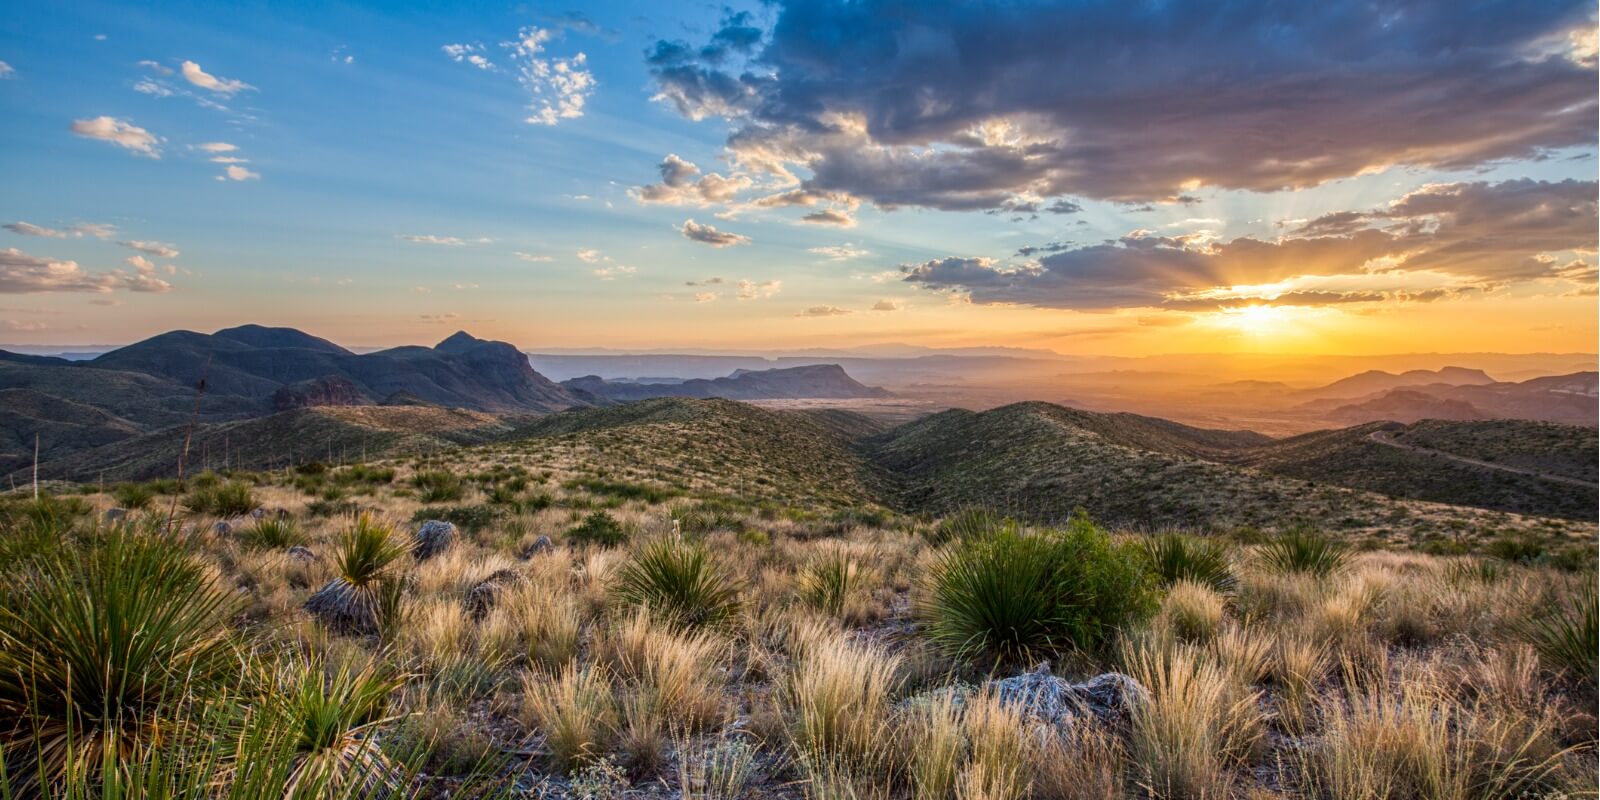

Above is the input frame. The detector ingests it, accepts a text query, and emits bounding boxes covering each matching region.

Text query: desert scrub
[1154,580,1227,644]
[267,654,404,795]
[411,469,464,503]
[521,662,616,774]
[601,609,728,730]
[111,481,157,510]
[569,510,629,547]
[918,515,1154,666]
[239,515,306,550]
[611,536,742,628]
[1125,642,1264,799]
[1258,530,1350,576]
[798,545,873,621]
[304,513,412,635]
[927,507,1006,545]
[1143,532,1236,592]
[1518,578,1598,686]
[0,525,239,787]
[184,479,259,516]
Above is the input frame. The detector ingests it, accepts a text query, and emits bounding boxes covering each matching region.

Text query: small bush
[411,504,497,533]
[184,480,259,517]
[611,537,742,628]
[240,516,306,550]
[270,655,403,795]
[919,513,1155,666]
[1486,535,1546,565]
[927,508,1004,545]
[1258,530,1349,577]
[798,547,867,619]
[412,470,464,503]
[568,511,629,547]
[1519,580,1598,686]
[304,514,411,635]
[111,482,157,510]
[1143,533,1235,592]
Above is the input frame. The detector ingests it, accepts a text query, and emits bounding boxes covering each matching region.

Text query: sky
[0,0,1596,356]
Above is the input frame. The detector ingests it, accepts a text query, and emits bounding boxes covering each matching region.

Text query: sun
[1214,304,1298,336]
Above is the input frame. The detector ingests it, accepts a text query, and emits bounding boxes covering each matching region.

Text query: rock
[305,579,379,635]
[413,520,457,561]
[520,535,554,558]
[251,507,268,519]
[213,520,233,536]
[104,507,128,522]
[463,568,523,620]
[286,545,317,562]
[988,664,1148,729]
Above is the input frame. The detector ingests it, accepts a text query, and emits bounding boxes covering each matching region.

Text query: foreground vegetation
[1,459,1594,798]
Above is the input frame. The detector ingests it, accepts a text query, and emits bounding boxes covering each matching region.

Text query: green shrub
[1486,535,1546,565]
[568,511,629,547]
[0,526,239,786]
[306,498,359,518]
[571,478,680,504]
[798,547,864,618]
[412,470,464,503]
[240,516,306,550]
[270,655,403,794]
[1519,580,1597,686]
[488,483,521,505]
[1258,530,1349,577]
[1143,533,1236,592]
[612,537,742,628]
[919,513,1155,667]
[111,482,157,510]
[411,504,497,533]
[184,480,259,517]
[304,514,412,636]
[927,508,1004,545]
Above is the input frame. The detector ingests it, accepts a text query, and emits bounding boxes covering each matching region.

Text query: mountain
[1325,389,1487,424]
[561,364,892,402]
[1233,420,1596,521]
[0,326,588,478]
[855,401,1590,537]
[1308,372,1597,426]
[1303,367,1496,400]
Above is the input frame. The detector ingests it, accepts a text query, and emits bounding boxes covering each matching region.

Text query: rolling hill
[561,364,891,402]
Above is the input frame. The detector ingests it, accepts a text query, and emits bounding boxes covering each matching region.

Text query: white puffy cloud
[809,244,869,260]
[220,164,260,181]
[633,154,754,206]
[0,61,15,79]
[180,60,253,95]
[505,26,594,125]
[736,279,781,299]
[794,305,852,317]
[871,299,902,311]
[593,265,636,280]
[0,247,172,294]
[119,240,180,258]
[443,43,493,70]
[680,219,750,247]
[197,142,237,153]
[576,248,603,262]
[70,116,160,157]
[514,251,553,262]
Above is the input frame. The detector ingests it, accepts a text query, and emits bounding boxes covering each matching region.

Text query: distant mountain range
[562,364,890,402]
[1301,371,1597,426]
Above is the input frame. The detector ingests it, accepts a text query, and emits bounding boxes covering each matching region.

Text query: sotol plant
[919,513,1155,667]
[611,537,742,628]
[1258,530,1350,577]
[304,514,412,635]
[1143,532,1236,592]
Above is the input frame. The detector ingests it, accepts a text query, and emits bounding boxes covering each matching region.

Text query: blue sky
[1,1,1595,354]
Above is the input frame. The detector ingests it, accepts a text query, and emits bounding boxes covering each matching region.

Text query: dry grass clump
[521,662,617,774]
[1124,641,1265,799]
[1155,580,1227,644]
[599,608,729,730]
[781,630,903,793]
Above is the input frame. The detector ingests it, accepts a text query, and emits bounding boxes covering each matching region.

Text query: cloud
[4,221,116,239]
[647,1,1597,211]
[180,60,253,95]
[137,60,173,76]
[871,299,902,311]
[450,27,595,125]
[119,240,179,258]
[902,179,1598,311]
[197,142,237,153]
[0,247,172,294]
[514,251,554,262]
[70,117,160,157]
[443,43,493,70]
[795,305,852,317]
[0,61,13,79]
[736,279,782,299]
[800,209,855,227]
[685,277,724,286]
[633,154,753,205]
[694,291,719,302]
[593,265,636,280]
[399,234,489,246]
[576,248,603,262]
[419,312,461,322]
[809,244,869,260]
[220,164,260,181]
[680,219,750,247]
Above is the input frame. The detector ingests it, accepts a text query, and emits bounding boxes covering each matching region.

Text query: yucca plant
[611,537,742,628]
[1519,580,1598,686]
[919,515,1155,667]
[0,525,239,788]
[304,514,411,635]
[1143,532,1236,592]
[798,547,865,618]
[411,470,463,503]
[239,516,306,550]
[270,655,405,796]
[1258,530,1349,577]
[111,482,156,511]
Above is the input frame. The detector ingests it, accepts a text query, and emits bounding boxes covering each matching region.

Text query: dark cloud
[904,179,1597,310]
[800,208,854,226]
[648,0,1596,211]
